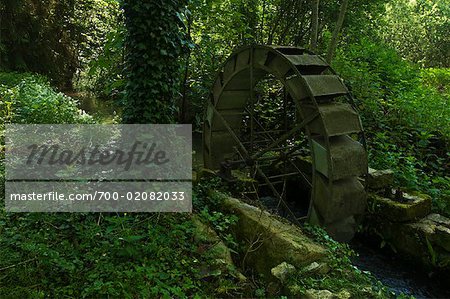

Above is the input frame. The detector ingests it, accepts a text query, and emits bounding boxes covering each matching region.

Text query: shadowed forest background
[0,0,449,297]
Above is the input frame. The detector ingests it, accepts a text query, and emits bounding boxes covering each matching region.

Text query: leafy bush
[421,68,450,95]
[0,160,4,200]
[0,72,93,211]
[377,0,450,68]
[333,38,449,137]
[333,39,450,215]
[0,72,93,124]
[77,26,126,100]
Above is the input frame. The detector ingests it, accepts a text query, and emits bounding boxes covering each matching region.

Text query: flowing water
[351,238,450,298]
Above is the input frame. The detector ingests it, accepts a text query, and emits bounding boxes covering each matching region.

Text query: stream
[351,238,450,298]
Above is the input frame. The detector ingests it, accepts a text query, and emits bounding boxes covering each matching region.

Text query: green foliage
[333,38,450,215]
[184,0,256,125]
[0,0,74,86]
[378,0,450,67]
[1,1,449,296]
[199,207,239,251]
[193,177,240,251]
[0,176,244,297]
[0,71,93,212]
[421,68,450,95]
[82,27,126,99]
[0,158,4,200]
[0,0,121,88]
[0,71,242,298]
[121,0,188,123]
[75,1,125,99]
[0,212,232,298]
[0,72,93,124]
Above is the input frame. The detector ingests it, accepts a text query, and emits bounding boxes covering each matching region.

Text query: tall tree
[0,0,119,89]
[0,0,79,88]
[309,0,319,52]
[326,0,349,63]
[122,0,187,124]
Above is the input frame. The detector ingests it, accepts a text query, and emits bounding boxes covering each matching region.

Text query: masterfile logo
[5,124,192,212]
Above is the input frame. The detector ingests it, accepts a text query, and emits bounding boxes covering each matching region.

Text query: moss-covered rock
[416,214,450,253]
[213,192,327,277]
[191,215,246,281]
[366,213,450,271]
[302,289,351,299]
[271,262,296,283]
[367,168,394,190]
[304,289,335,299]
[368,192,431,222]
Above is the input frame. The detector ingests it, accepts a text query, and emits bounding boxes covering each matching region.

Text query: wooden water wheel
[203,45,368,241]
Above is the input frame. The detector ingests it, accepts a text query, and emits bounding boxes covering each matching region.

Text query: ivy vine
[121,0,188,124]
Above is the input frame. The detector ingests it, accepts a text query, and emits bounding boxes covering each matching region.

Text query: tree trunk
[179,14,192,123]
[309,0,319,52]
[326,0,349,63]
[121,0,186,124]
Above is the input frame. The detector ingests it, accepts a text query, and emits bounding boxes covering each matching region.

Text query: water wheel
[203,45,368,241]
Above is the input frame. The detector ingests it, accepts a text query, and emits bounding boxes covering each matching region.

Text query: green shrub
[333,38,449,137]
[333,39,450,216]
[0,72,93,124]
[0,159,4,199]
[421,68,450,95]
[0,72,94,210]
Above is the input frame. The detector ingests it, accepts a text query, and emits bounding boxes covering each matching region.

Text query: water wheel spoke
[255,165,302,226]
[251,112,319,160]
[210,104,250,159]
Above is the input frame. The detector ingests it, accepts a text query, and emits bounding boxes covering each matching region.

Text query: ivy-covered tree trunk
[122,0,186,124]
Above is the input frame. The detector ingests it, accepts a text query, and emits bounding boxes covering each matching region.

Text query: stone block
[365,213,450,272]
[214,192,326,277]
[368,192,431,222]
[417,214,450,252]
[313,175,366,224]
[303,289,350,299]
[367,168,394,190]
[302,261,330,275]
[271,262,296,283]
